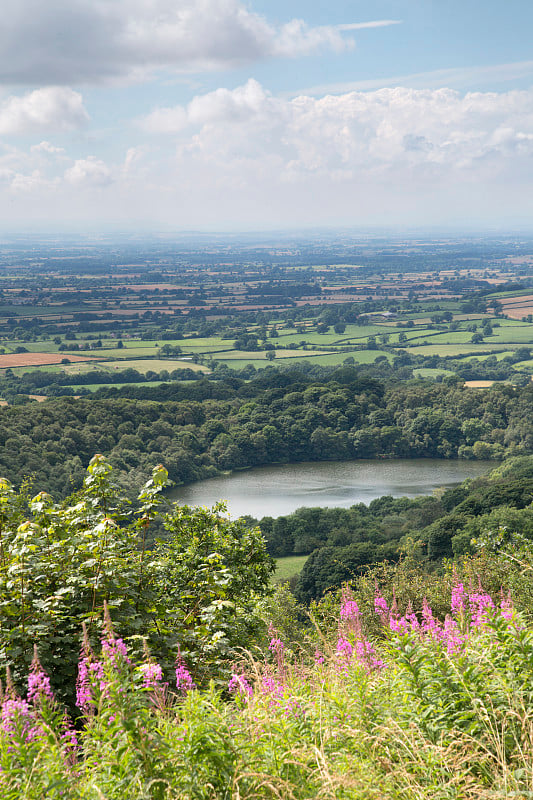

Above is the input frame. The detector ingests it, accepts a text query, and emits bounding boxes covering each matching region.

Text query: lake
[169,459,496,519]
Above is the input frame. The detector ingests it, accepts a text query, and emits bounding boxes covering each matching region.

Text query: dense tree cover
[0,368,532,497]
[291,456,533,602]
[0,365,202,401]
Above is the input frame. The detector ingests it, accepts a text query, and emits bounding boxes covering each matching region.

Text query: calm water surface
[169,459,495,519]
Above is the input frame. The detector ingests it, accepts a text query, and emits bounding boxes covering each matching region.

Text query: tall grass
[1,587,533,798]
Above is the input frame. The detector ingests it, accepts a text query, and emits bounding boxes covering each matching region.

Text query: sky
[0,0,532,232]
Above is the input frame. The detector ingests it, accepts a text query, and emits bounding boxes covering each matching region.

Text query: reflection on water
[169,459,495,519]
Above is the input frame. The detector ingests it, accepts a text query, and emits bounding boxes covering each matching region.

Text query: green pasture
[489,288,533,299]
[514,359,533,371]
[94,359,208,374]
[5,340,63,353]
[413,368,456,378]
[461,350,517,362]
[413,331,483,345]
[485,326,533,343]
[495,318,532,327]
[215,348,332,361]
[172,336,231,349]
[71,347,158,358]
[273,555,308,582]
[216,349,391,370]
[0,305,74,317]
[9,365,63,377]
[386,329,439,344]
[69,380,177,392]
[406,343,511,357]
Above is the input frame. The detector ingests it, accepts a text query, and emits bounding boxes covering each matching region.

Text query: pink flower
[500,592,514,621]
[261,675,284,702]
[1,697,40,742]
[336,636,353,660]
[76,656,105,712]
[443,616,466,655]
[451,583,465,616]
[139,662,163,690]
[469,592,495,627]
[175,658,195,694]
[228,673,253,698]
[268,637,284,656]
[340,599,360,620]
[374,594,389,615]
[101,637,130,670]
[27,647,54,705]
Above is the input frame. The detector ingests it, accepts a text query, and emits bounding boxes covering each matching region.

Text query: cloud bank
[1,82,532,227]
[0,0,384,85]
[142,81,533,177]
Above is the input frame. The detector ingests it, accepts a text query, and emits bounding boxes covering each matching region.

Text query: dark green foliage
[286,456,533,601]
[0,457,273,707]
[0,376,531,499]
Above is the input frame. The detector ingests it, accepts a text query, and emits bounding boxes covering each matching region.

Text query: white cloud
[141,79,273,133]
[0,0,387,85]
[0,88,89,136]
[141,82,533,177]
[30,141,66,156]
[296,60,533,97]
[64,157,112,187]
[1,82,532,229]
[336,20,402,32]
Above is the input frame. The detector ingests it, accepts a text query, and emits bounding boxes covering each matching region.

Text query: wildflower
[336,636,353,660]
[389,615,410,634]
[451,582,466,615]
[76,623,105,713]
[261,675,284,703]
[421,598,442,640]
[355,640,386,671]
[469,591,495,627]
[340,588,360,620]
[76,656,105,713]
[228,673,253,698]
[27,646,54,705]
[443,615,466,655]
[101,637,131,670]
[374,593,389,615]
[500,591,514,621]
[175,658,195,694]
[139,661,163,690]
[268,637,284,656]
[1,696,37,741]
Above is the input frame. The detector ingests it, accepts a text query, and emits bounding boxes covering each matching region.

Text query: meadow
[273,555,309,583]
[2,579,532,799]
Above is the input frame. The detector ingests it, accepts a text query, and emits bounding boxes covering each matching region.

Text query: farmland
[0,232,532,401]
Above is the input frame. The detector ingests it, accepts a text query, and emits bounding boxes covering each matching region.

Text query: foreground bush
[1,582,532,799]
[0,456,273,707]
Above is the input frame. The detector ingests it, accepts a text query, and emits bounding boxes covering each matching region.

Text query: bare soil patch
[0,353,95,369]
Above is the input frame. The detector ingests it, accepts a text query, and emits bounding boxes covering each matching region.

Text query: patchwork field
[0,353,96,368]
[0,241,532,398]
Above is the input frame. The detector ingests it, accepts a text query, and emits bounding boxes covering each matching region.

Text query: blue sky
[0,0,531,231]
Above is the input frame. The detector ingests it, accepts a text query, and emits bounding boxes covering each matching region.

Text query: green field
[70,380,185,392]
[273,555,308,582]
[3,299,533,388]
[413,367,456,378]
[216,349,392,370]
[408,343,512,357]
[58,358,208,375]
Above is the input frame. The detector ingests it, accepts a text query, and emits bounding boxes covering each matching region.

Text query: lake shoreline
[169,457,497,519]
